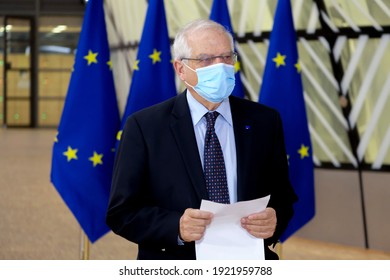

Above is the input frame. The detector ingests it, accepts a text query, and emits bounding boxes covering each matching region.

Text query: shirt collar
[186,90,233,126]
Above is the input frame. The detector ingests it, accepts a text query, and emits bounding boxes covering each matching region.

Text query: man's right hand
[179,208,213,242]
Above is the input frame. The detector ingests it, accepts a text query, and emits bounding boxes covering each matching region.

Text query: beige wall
[363,172,390,251]
[296,169,390,252]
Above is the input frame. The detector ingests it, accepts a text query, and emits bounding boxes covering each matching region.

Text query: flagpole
[80,230,90,260]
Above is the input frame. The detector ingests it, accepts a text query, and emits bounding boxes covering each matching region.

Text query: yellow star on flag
[298,144,310,159]
[116,130,123,141]
[89,151,103,167]
[273,52,286,68]
[84,50,98,66]
[107,60,113,70]
[54,132,58,143]
[63,146,78,162]
[149,49,161,64]
[133,60,140,71]
[234,60,241,73]
[295,61,301,73]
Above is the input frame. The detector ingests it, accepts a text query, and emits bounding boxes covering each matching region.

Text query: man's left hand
[240,207,277,239]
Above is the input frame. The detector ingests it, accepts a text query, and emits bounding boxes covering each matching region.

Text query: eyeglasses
[181,52,238,68]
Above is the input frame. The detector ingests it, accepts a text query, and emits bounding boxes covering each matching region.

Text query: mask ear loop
[182,61,198,89]
[182,60,196,73]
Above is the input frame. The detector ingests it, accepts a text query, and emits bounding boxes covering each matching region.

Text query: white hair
[173,19,234,60]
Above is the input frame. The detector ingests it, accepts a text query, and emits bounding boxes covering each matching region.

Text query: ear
[173,60,186,81]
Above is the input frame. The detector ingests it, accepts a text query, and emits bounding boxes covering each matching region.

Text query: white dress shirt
[186,90,237,203]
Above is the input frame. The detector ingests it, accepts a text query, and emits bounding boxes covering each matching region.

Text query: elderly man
[106,19,297,260]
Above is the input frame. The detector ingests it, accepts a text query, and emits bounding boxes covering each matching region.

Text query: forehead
[187,28,231,56]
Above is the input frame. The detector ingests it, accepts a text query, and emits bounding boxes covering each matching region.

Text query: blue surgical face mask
[184,63,235,103]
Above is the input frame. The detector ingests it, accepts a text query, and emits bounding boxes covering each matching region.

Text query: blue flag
[120,0,176,129]
[51,0,120,243]
[210,0,245,98]
[259,0,315,242]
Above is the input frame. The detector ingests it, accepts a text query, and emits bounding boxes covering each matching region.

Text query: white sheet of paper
[195,195,270,260]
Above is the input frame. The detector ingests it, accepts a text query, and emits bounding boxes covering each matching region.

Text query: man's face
[184,28,233,87]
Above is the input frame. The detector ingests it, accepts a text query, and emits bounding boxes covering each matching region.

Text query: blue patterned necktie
[203,112,230,204]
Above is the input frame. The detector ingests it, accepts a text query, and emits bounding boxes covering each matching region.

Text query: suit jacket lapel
[230,96,254,202]
[170,92,208,201]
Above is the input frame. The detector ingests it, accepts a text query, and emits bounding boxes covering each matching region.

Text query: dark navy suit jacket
[106,92,297,260]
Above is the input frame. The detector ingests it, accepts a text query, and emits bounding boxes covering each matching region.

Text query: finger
[186,209,214,220]
[242,208,276,225]
[242,223,276,239]
[183,210,213,227]
[246,228,275,239]
[241,218,270,227]
[180,222,208,242]
[243,223,275,233]
[243,216,276,226]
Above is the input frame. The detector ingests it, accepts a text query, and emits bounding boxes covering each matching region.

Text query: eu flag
[51,0,120,243]
[259,0,315,241]
[120,0,176,129]
[210,0,245,98]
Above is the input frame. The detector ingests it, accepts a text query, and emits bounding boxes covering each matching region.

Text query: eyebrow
[194,51,233,58]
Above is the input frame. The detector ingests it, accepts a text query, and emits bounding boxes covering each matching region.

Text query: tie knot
[205,111,219,128]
